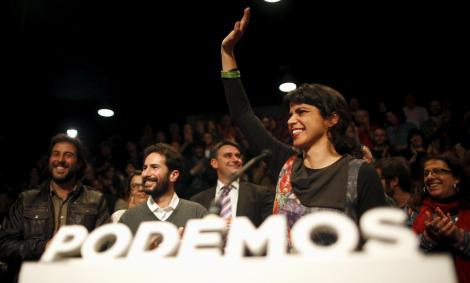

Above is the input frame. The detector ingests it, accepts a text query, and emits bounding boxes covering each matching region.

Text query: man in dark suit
[190,140,273,227]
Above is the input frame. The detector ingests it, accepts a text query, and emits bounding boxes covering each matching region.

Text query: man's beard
[144,173,170,199]
[49,163,77,184]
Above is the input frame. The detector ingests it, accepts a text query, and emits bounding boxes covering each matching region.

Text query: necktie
[219,186,232,220]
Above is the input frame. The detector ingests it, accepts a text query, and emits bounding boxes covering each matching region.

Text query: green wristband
[221,70,241,79]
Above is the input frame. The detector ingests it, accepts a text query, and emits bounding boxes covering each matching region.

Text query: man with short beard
[119,143,207,234]
[0,133,109,283]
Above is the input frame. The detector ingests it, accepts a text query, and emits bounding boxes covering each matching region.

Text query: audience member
[0,133,109,282]
[191,140,273,227]
[408,156,470,283]
[375,157,412,208]
[119,143,207,234]
[111,170,147,222]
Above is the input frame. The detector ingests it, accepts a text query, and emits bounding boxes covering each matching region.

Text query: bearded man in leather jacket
[0,133,109,282]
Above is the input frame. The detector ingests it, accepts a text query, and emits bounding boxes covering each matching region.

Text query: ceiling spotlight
[264,0,281,2]
[279,82,297,92]
[66,129,78,138]
[98,108,114,117]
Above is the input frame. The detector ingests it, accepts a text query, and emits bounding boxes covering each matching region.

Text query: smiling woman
[220,7,387,235]
[422,158,463,200]
[408,155,470,283]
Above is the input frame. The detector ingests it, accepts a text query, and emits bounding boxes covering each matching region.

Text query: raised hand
[221,7,251,71]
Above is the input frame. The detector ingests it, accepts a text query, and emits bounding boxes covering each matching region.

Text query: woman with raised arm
[221,8,386,229]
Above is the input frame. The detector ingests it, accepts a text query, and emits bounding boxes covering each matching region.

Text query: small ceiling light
[265,0,281,2]
[279,82,297,92]
[98,108,114,117]
[67,129,78,138]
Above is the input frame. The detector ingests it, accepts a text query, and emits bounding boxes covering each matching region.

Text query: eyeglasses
[423,168,453,177]
[131,183,144,189]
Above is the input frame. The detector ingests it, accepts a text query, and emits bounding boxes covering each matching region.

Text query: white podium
[19,254,457,283]
[19,210,458,283]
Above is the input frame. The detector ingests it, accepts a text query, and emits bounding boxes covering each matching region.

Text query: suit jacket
[190,181,274,227]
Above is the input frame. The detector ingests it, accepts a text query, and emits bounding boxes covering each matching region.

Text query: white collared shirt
[215,179,239,218]
[147,193,179,221]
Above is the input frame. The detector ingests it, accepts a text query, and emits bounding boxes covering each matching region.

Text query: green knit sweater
[119,199,208,234]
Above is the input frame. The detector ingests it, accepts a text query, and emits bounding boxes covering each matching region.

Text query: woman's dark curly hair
[284,83,359,154]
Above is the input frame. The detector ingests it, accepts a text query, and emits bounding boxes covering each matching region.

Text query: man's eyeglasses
[423,168,453,177]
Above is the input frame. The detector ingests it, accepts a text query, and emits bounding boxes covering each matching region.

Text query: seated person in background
[385,108,417,156]
[111,170,148,223]
[371,127,391,161]
[375,157,412,208]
